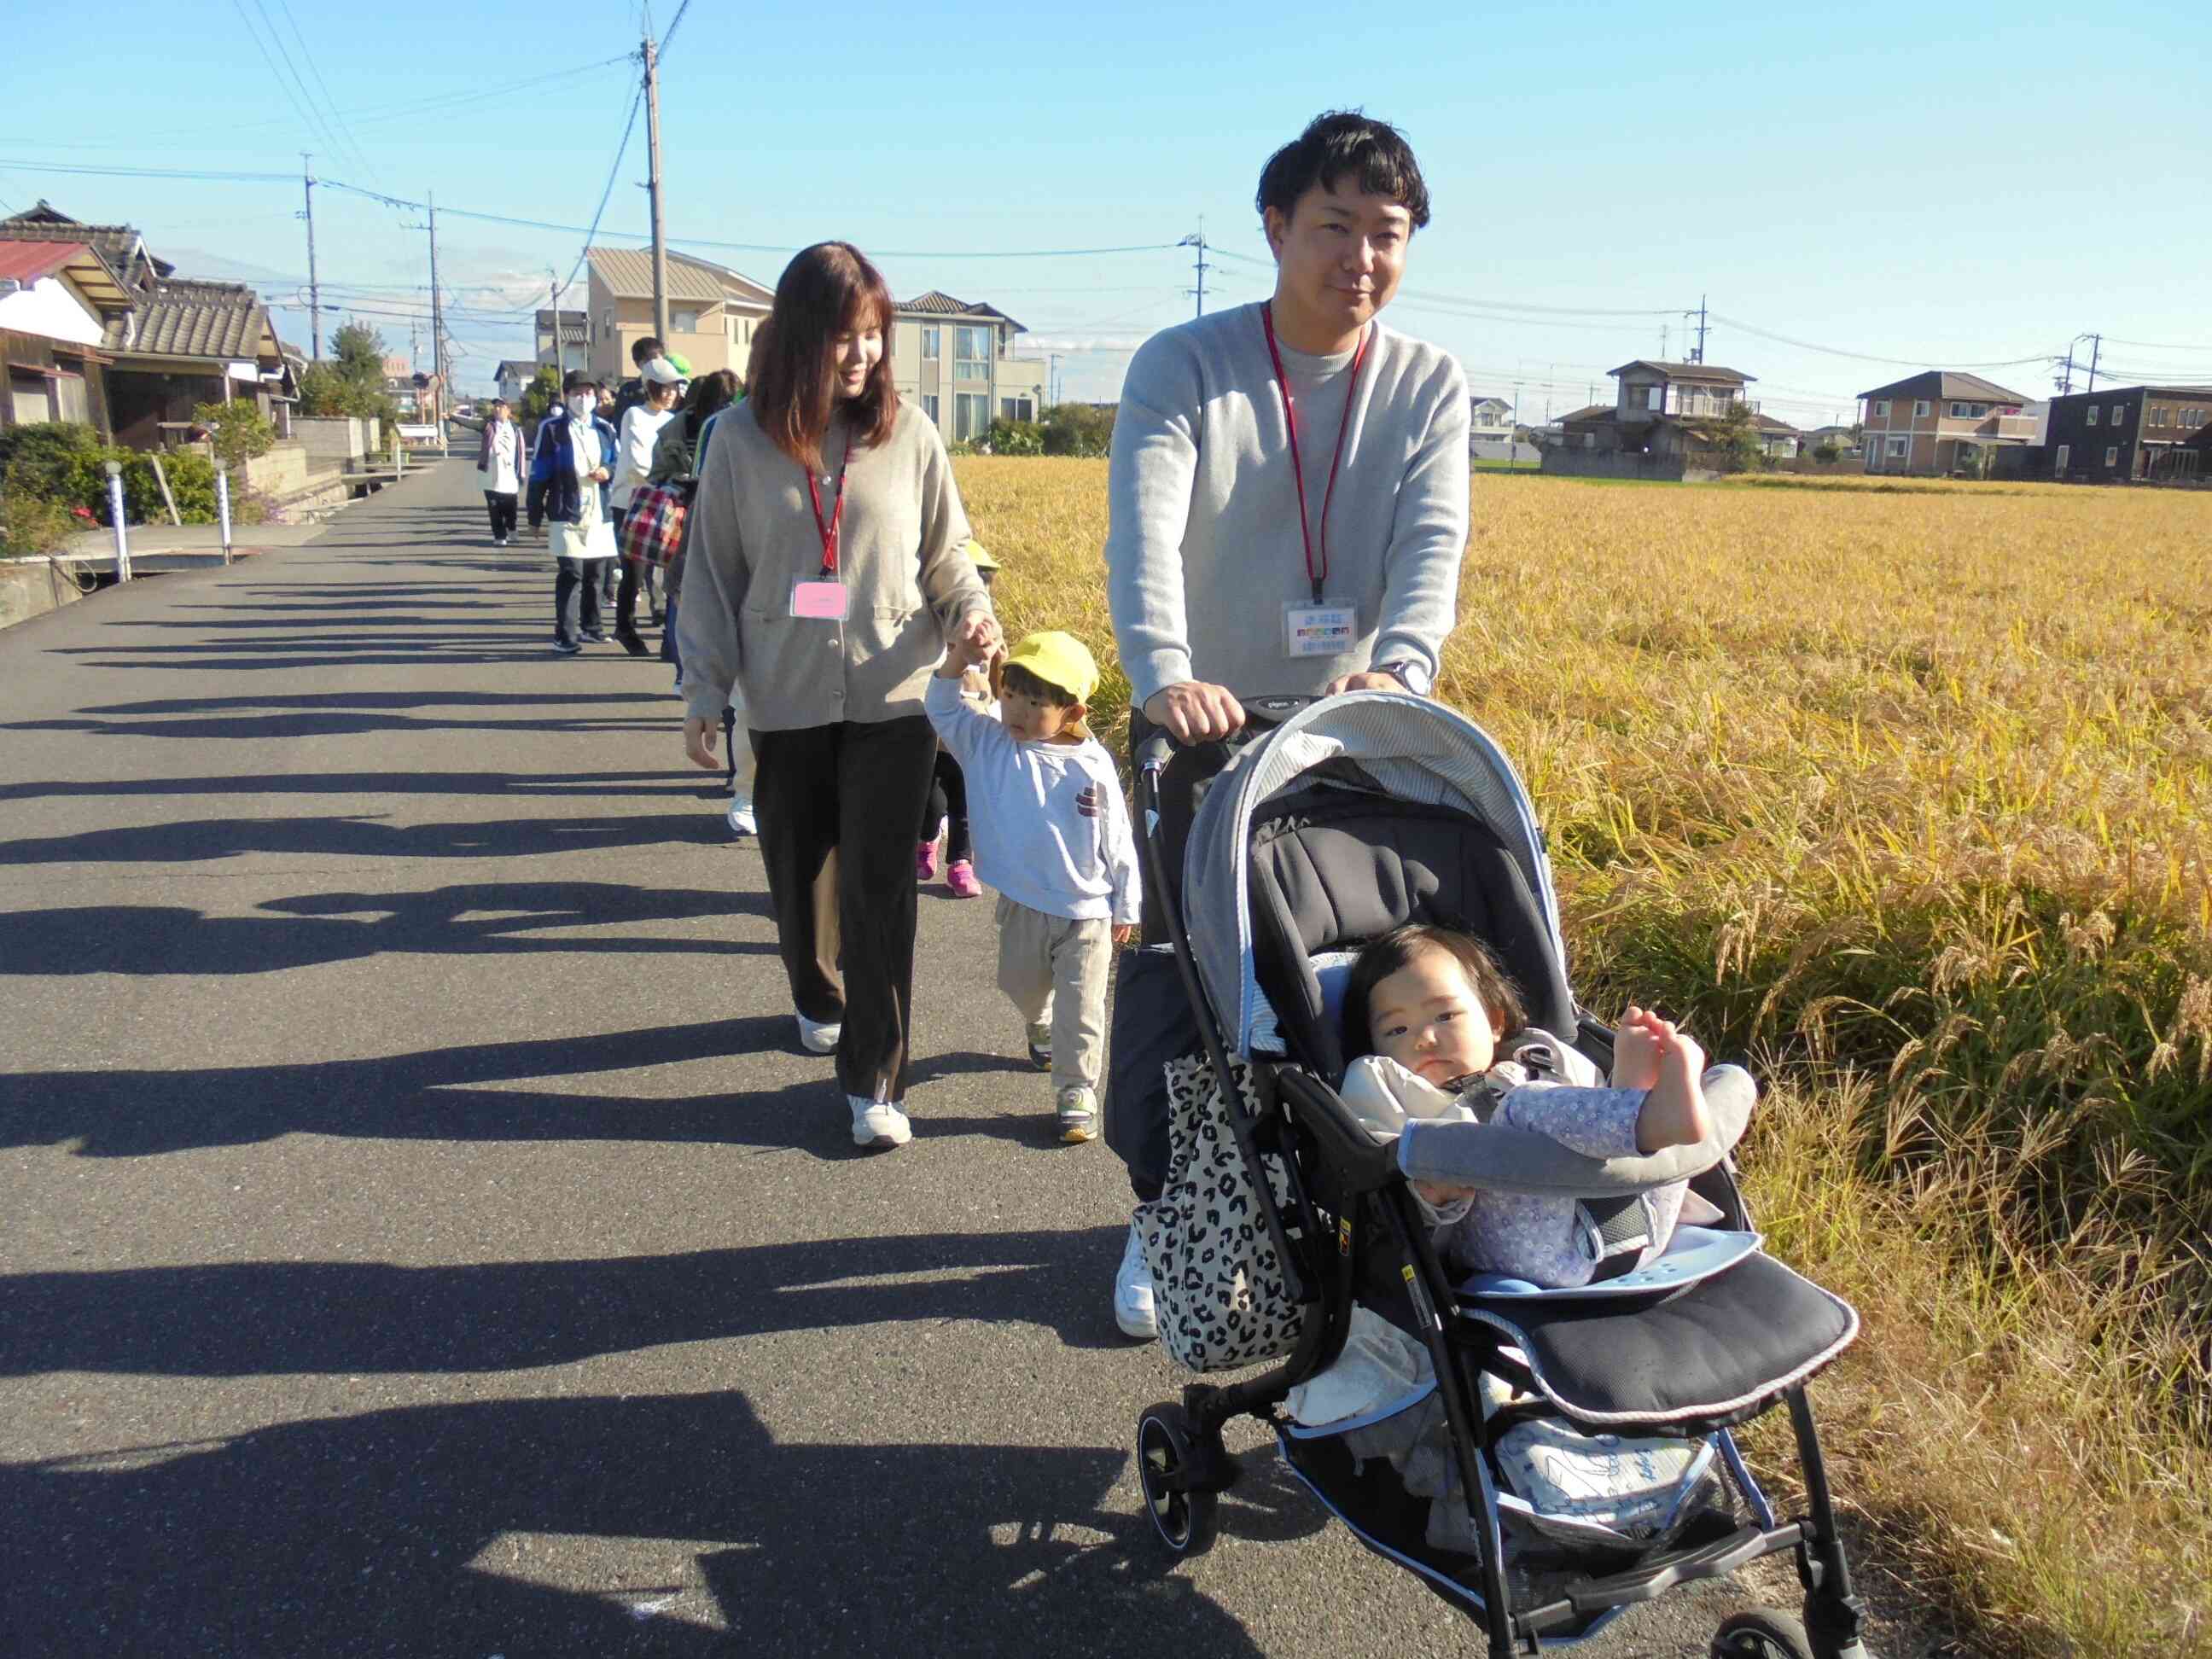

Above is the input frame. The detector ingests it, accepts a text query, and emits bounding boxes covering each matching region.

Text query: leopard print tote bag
[1135,1052,1308,1372]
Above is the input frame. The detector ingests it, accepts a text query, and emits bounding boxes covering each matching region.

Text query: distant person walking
[542,370,617,653]
[612,357,683,655]
[475,399,524,544]
[678,242,998,1150]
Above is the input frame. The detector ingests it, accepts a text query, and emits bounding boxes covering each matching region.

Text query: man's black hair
[1255,110,1431,230]
[632,335,665,366]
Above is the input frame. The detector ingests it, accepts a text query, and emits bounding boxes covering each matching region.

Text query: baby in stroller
[1341,923,1727,1289]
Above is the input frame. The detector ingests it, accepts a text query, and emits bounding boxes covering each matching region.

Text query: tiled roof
[966,300,1027,334]
[585,246,722,303]
[1857,370,2029,404]
[1559,404,1615,423]
[1749,411,1799,434]
[105,278,275,362]
[493,359,538,381]
[534,308,589,342]
[0,202,171,280]
[668,250,771,303]
[1610,359,1753,385]
[0,240,81,284]
[899,289,969,317]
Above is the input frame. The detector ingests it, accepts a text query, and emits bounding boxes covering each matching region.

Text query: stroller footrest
[1522,1522,1803,1632]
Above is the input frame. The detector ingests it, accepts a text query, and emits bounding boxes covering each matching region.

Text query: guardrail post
[105,460,132,583]
[215,463,235,566]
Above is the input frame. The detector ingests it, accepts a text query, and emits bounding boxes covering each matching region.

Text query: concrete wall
[0,559,89,633]
[243,440,311,498]
[293,416,368,465]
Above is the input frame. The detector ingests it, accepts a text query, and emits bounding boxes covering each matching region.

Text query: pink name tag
[789,579,849,620]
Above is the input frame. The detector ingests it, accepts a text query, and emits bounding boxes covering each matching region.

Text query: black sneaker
[615,628,651,657]
[579,629,609,644]
[550,638,581,655]
[1027,1040,1052,1071]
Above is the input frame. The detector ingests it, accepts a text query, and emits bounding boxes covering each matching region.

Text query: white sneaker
[797,1013,841,1053]
[727,798,758,836]
[850,1095,912,1150]
[1114,1219,1158,1340]
[1057,1086,1098,1144]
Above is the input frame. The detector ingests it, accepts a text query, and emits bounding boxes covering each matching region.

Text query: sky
[6,0,2209,422]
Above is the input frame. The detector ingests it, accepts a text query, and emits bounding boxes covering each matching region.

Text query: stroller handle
[1135,692,1315,777]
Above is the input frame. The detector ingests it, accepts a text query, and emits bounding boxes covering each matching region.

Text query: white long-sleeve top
[923,675,1141,925]
[611,405,675,509]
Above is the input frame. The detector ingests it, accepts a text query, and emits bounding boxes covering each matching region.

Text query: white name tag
[789,579,849,620]
[1284,601,1356,659]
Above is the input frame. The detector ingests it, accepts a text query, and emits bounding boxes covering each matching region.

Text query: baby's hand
[1111,923,1137,946]
[938,631,981,678]
[1611,1004,1669,1091]
[1412,1179,1476,1207]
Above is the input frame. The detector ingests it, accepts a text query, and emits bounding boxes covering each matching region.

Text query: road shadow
[3,1390,1276,1656]
[0,770,718,806]
[0,812,736,866]
[0,1226,1156,1373]
[7,708,670,740]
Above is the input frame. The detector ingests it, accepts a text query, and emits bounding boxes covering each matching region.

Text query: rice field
[959,457,2212,1656]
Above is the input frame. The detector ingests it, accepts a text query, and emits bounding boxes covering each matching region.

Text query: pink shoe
[946,859,982,899]
[916,839,939,881]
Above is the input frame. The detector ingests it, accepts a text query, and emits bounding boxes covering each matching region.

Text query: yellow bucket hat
[963,538,1000,574]
[1001,630,1099,707]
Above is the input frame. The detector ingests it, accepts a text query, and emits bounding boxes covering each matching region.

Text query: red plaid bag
[620,480,692,567]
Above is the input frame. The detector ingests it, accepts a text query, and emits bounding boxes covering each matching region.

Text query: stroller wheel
[1136,1403,1219,1558]
[1712,1609,1817,1659]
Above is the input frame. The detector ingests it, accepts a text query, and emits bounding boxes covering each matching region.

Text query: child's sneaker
[916,839,940,881]
[1026,1022,1052,1071]
[1057,1086,1097,1144]
[849,1094,911,1150]
[726,797,757,837]
[946,859,982,898]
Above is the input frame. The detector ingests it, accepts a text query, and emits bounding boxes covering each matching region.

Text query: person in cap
[611,335,667,426]
[541,370,617,652]
[917,539,999,896]
[1098,108,1470,1339]
[610,356,685,654]
[924,628,1139,1144]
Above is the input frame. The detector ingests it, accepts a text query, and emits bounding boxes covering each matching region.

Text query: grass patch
[962,457,2212,1655]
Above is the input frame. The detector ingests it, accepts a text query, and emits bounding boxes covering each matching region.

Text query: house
[1856,371,2034,476]
[2,202,295,450]
[2043,385,2210,483]
[888,291,1048,445]
[0,236,136,438]
[534,308,588,374]
[1468,394,1514,444]
[584,247,772,385]
[493,360,538,405]
[1801,424,1862,456]
[1552,362,1757,461]
[1750,411,1802,458]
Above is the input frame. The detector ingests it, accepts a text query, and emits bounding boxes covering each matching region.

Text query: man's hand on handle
[1322,669,1409,696]
[684,715,720,771]
[1142,681,1245,745]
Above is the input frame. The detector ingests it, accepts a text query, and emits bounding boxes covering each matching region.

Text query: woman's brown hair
[748,242,899,471]
[1342,923,1526,1062]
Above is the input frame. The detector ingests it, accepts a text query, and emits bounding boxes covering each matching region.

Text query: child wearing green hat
[926,626,1140,1142]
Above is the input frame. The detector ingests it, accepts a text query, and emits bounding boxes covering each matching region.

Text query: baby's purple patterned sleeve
[1494,1084,1646,1160]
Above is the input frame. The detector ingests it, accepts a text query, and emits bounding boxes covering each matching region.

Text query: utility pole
[643,32,672,346]
[1692,294,1708,363]
[2083,332,2102,393]
[300,154,322,359]
[1660,323,1669,360]
[427,190,445,395]
[1179,231,1209,318]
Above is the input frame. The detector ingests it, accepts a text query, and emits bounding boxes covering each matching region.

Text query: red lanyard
[1261,301,1371,603]
[804,449,851,576]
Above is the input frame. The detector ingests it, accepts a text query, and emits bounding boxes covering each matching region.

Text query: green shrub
[0,422,107,500]
[983,417,1044,456]
[1039,403,1115,458]
[190,400,276,469]
[0,486,81,559]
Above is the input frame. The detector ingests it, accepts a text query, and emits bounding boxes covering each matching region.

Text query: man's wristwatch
[1376,661,1423,693]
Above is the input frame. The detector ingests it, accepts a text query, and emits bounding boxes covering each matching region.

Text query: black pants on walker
[1104,706,1210,1203]
[919,747,971,861]
[753,714,938,1103]
[483,490,518,540]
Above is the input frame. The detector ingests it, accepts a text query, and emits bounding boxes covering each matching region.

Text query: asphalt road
[0,460,1914,1656]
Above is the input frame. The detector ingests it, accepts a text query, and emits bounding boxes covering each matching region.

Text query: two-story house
[2043,385,2211,483]
[534,309,588,375]
[585,247,774,386]
[1856,371,2034,476]
[1554,361,1756,458]
[0,236,135,438]
[1468,394,1514,445]
[888,292,1047,445]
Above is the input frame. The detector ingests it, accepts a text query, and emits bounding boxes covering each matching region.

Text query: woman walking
[612,358,683,655]
[475,399,524,544]
[679,242,997,1150]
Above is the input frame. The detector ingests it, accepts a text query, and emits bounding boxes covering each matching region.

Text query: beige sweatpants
[995,895,1112,1097]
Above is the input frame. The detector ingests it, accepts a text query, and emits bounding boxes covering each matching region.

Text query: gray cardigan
[1104,302,1470,708]
[676,399,991,731]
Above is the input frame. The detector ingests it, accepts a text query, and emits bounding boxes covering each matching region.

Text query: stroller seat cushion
[1456,1252,1859,1429]
[1249,950,1362,1055]
[1458,1225,1763,1300]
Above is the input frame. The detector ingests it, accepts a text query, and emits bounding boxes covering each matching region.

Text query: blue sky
[6,0,2209,419]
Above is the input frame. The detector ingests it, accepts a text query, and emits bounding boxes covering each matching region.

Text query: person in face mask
[544,370,617,653]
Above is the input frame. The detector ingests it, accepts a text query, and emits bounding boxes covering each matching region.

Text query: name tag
[789,579,849,620]
[1284,601,1356,659]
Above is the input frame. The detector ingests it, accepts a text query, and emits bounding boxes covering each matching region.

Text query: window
[10,370,54,425]
[999,396,1033,422]
[1913,399,1931,417]
[1644,385,1662,411]
[1886,435,1909,458]
[1873,399,1890,417]
[1948,401,1988,419]
[2087,405,2098,426]
[672,309,699,334]
[2151,406,2170,427]
[920,327,940,359]
[954,391,990,441]
[954,325,992,382]
[2054,444,2069,473]
[55,370,89,424]
[922,393,940,422]
[2104,446,2119,468]
[2110,404,2127,424]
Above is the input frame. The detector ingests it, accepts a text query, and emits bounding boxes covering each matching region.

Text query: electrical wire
[230,0,358,189]
[271,0,381,187]
[1707,312,2060,371]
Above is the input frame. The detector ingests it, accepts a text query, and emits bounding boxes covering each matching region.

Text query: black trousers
[483,491,518,539]
[615,558,659,634]
[752,714,938,1103]
[920,748,971,862]
[1104,707,1209,1203]
[552,556,607,644]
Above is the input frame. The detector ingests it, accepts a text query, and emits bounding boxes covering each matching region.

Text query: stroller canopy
[1181,692,1572,1069]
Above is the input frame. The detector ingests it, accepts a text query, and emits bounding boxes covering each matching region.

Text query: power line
[271,0,380,189]
[230,0,358,189]
[1706,311,2059,370]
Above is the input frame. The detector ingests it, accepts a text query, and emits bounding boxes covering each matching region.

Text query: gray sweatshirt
[1104,301,1470,709]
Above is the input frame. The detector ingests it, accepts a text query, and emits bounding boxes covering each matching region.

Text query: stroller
[1127,692,1870,1659]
